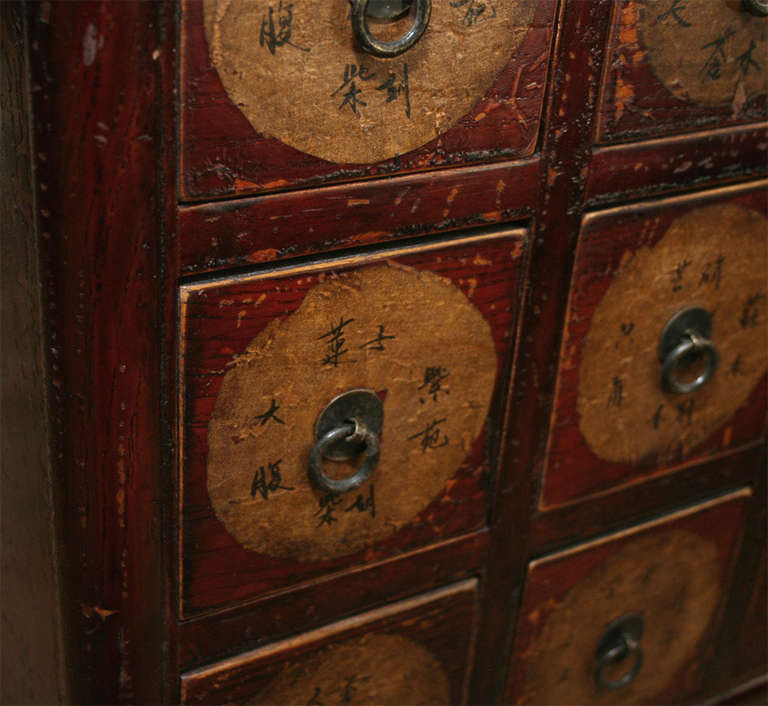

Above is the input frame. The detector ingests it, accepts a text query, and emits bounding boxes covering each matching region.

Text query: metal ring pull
[309,419,380,494]
[659,306,719,395]
[350,0,432,58]
[595,614,644,691]
[742,0,768,17]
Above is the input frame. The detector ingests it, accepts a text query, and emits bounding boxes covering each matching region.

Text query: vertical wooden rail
[470,1,615,702]
[28,2,170,702]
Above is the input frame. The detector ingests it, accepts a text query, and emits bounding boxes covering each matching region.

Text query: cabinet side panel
[0,2,67,704]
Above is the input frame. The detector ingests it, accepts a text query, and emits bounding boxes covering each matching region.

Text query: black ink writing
[657,0,691,27]
[730,354,744,376]
[700,255,724,289]
[376,63,411,118]
[650,404,665,429]
[318,315,356,366]
[359,324,396,351]
[450,0,497,26]
[620,322,635,336]
[736,39,760,76]
[250,398,285,426]
[315,492,343,527]
[669,258,692,291]
[738,293,765,328]
[259,2,309,55]
[408,418,449,452]
[250,459,293,500]
[608,376,624,408]
[307,687,324,706]
[419,366,450,404]
[700,27,736,81]
[345,485,375,518]
[331,64,377,114]
[676,399,695,426]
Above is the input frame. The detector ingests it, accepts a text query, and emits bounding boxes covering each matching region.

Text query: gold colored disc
[250,633,451,705]
[522,530,721,705]
[639,0,767,106]
[203,0,536,163]
[206,264,497,560]
[577,204,767,466]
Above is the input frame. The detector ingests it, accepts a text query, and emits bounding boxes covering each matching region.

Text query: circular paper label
[207,263,497,560]
[523,530,720,705]
[639,0,767,106]
[252,633,451,705]
[577,204,767,466]
[203,0,536,163]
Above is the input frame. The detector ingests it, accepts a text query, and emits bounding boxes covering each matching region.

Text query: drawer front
[506,489,751,706]
[181,578,477,704]
[597,0,768,143]
[179,228,526,615]
[541,182,767,508]
[180,0,557,200]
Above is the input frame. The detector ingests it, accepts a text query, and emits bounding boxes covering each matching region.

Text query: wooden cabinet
[2,1,766,705]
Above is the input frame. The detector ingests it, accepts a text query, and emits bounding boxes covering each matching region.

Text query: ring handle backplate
[350,0,432,57]
[595,613,645,691]
[659,306,719,395]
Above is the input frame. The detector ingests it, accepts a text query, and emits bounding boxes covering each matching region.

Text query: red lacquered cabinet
[1,0,765,704]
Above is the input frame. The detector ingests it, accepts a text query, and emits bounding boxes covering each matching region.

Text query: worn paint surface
[206,263,496,559]
[578,203,767,466]
[203,0,535,164]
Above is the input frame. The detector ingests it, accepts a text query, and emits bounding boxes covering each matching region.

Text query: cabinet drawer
[597,0,768,143]
[180,0,557,200]
[506,488,751,705]
[179,228,526,615]
[541,182,767,508]
[181,578,477,704]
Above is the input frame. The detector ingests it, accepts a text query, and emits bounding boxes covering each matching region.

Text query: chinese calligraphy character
[676,399,695,426]
[328,675,371,704]
[250,459,293,500]
[331,64,377,115]
[376,63,411,118]
[315,492,343,527]
[650,404,665,429]
[259,2,309,55]
[700,27,736,81]
[608,376,624,408]
[738,293,765,328]
[250,398,285,426]
[318,316,356,366]
[408,418,449,452]
[419,366,450,404]
[657,0,691,27]
[730,354,744,376]
[620,322,635,336]
[736,40,761,76]
[345,485,375,518]
[669,258,692,291]
[450,0,497,27]
[700,255,724,289]
[359,324,396,351]
[306,687,324,706]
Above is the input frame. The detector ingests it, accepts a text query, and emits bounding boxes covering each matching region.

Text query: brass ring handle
[350,0,432,58]
[308,419,380,494]
[661,329,719,395]
[742,0,768,17]
[594,614,644,691]
[658,306,719,395]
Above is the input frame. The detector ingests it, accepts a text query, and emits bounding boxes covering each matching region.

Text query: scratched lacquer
[598,0,768,142]
[506,490,751,705]
[179,230,525,614]
[181,580,476,704]
[180,0,557,198]
[541,183,767,508]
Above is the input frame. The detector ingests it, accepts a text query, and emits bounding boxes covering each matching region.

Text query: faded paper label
[207,263,497,560]
[251,633,451,705]
[578,204,767,466]
[522,530,720,705]
[203,0,536,163]
[639,0,767,106]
